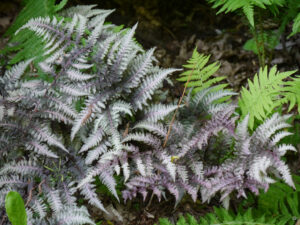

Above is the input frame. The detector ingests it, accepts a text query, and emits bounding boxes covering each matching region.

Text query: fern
[0,3,298,224]
[243,30,280,55]
[253,175,300,224]
[290,12,300,36]
[180,49,300,130]
[207,0,283,27]
[207,0,299,67]
[157,178,300,225]
[2,0,68,65]
[177,48,227,95]
[0,4,178,223]
[156,209,282,225]
[238,66,298,129]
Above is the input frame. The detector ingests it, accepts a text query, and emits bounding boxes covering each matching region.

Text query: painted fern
[2,0,68,65]
[123,91,295,208]
[0,3,297,224]
[0,4,178,223]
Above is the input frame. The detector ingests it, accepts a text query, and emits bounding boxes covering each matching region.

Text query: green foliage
[156,209,281,225]
[156,176,300,225]
[179,49,300,129]
[283,75,300,112]
[253,175,300,224]
[283,115,300,146]
[290,12,300,36]
[207,0,283,27]
[5,0,66,35]
[207,0,300,66]
[5,191,27,225]
[2,0,67,65]
[177,48,227,94]
[243,30,279,55]
[238,66,298,129]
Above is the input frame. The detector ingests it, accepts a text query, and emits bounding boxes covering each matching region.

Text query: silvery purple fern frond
[0,4,296,224]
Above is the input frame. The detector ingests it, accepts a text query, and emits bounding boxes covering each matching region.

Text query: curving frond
[239,66,297,129]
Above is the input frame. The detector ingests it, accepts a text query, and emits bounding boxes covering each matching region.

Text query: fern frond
[0,175,27,187]
[122,132,162,148]
[47,189,63,213]
[134,155,146,177]
[290,12,300,36]
[66,69,95,81]
[282,75,300,112]
[2,0,67,64]
[79,128,105,153]
[0,160,42,176]
[177,49,226,94]
[144,104,178,122]
[79,183,108,214]
[85,145,108,164]
[32,198,47,219]
[132,68,180,110]
[25,141,58,158]
[133,121,167,137]
[55,206,96,225]
[30,125,68,152]
[238,66,297,129]
[3,59,33,82]
[123,48,156,90]
[208,0,279,27]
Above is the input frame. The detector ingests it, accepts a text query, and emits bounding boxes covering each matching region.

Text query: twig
[163,66,196,148]
[145,192,155,209]
[38,179,45,194]
[25,187,33,207]
[25,179,45,206]
[0,215,6,225]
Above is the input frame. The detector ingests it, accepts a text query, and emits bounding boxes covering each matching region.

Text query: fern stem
[163,65,196,148]
[258,9,266,67]
[145,192,154,209]
[252,8,266,67]
[252,24,262,67]
[0,216,7,225]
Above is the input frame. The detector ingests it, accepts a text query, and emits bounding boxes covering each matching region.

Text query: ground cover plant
[157,175,300,224]
[208,0,300,67]
[0,0,299,224]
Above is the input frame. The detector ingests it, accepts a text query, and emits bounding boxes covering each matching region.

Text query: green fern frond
[238,66,297,129]
[289,12,300,37]
[177,48,227,94]
[207,0,283,27]
[2,0,67,65]
[243,30,280,55]
[5,0,60,36]
[156,208,283,225]
[156,176,300,225]
[256,175,300,224]
[281,75,300,112]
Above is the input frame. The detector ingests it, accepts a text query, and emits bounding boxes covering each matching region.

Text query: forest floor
[0,0,300,224]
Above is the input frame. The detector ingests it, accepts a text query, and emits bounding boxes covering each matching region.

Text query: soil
[0,0,299,224]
